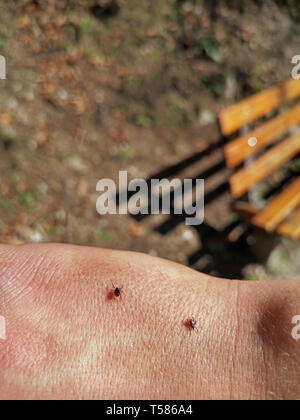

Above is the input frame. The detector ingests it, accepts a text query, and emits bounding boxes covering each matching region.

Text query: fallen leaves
[128,223,145,238]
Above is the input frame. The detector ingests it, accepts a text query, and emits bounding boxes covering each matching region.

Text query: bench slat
[277,205,300,239]
[252,177,300,231]
[219,78,300,136]
[229,131,300,198]
[224,102,300,168]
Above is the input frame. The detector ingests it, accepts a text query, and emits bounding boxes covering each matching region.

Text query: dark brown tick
[112,283,123,299]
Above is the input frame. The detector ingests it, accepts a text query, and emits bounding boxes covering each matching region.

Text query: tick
[112,283,123,299]
[185,317,198,332]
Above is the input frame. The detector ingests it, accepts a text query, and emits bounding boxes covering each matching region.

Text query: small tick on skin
[112,283,123,299]
[185,317,198,332]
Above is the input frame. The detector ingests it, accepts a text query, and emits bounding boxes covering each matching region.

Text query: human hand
[0,243,299,400]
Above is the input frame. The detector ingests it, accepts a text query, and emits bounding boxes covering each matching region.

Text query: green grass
[20,192,33,207]
[49,225,62,236]
[97,228,116,244]
[245,273,260,281]
[196,37,223,63]
[120,146,133,160]
[168,97,182,120]
[200,75,225,98]
[80,19,94,37]
[0,33,6,48]
[134,110,153,128]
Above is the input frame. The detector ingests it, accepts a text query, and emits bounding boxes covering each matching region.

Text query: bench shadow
[115,136,267,279]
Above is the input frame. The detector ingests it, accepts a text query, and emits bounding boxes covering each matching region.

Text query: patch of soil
[0,0,300,279]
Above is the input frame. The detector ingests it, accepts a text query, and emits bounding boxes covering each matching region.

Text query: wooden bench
[220,78,300,240]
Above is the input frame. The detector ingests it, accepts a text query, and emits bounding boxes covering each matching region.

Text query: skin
[0,243,299,400]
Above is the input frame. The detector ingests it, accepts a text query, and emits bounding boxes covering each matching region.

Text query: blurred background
[1,0,300,280]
